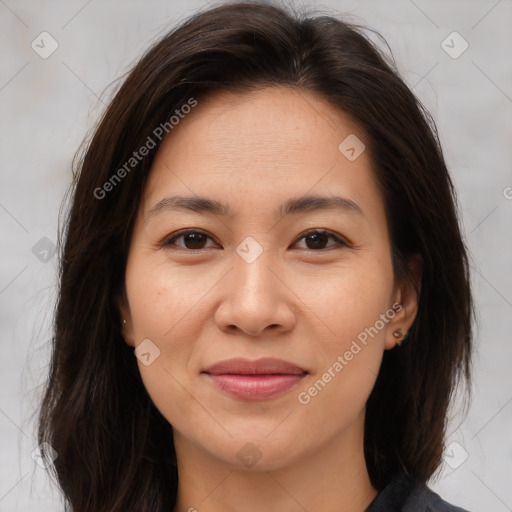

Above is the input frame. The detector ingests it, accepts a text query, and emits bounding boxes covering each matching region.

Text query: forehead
[151,86,365,165]
[140,86,383,224]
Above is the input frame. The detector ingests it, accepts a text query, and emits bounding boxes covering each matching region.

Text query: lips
[202,357,307,400]
[203,357,307,375]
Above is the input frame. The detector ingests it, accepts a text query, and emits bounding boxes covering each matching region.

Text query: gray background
[1,0,511,510]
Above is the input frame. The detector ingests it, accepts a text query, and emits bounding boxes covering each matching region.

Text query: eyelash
[161,228,349,252]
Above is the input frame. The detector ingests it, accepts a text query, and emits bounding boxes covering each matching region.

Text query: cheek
[305,259,394,349]
[126,254,215,342]
[293,260,392,411]
[293,270,390,446]
[125,255,217,423]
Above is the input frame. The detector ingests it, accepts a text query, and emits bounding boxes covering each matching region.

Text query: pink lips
[202,357,307,400]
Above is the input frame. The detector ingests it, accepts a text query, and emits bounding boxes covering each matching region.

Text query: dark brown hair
[38,2,474,510]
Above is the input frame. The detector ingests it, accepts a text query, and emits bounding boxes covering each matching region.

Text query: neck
[172,410,378,512]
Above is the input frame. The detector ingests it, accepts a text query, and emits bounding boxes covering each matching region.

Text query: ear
[384,253,422,350]
[117,287,136,348]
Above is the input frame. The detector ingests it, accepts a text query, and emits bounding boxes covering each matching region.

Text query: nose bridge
[214,235,295,336]
[231,237,276,305]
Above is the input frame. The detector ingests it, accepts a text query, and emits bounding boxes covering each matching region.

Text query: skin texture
[119,86,420,512]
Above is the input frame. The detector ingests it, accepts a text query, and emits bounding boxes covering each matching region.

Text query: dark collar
[365,472,470,512]
[365,472,417,512]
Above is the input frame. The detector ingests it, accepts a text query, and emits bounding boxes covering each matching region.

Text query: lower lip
[204,373,306,400]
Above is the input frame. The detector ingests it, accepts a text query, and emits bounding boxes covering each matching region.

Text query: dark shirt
[365,472,470,512]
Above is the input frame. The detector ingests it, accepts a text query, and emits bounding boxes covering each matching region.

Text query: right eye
[163,229,219,251]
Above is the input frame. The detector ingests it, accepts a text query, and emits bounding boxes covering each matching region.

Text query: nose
[214,245,296,338]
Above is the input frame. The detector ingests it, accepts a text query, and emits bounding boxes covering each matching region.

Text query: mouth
[202,357,308,400]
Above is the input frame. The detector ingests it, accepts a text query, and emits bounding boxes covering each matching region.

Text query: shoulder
[403,481,470,512]
[365,472,471,512]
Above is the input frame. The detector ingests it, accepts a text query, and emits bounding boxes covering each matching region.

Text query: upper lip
[202,357,307,375]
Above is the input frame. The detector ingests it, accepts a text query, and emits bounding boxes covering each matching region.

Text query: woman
[38,2,474,511]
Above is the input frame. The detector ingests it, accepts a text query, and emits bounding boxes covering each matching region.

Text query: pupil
[307,233,327,249]
[185,233,206,249]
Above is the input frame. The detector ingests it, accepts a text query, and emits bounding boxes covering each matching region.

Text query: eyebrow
[146,194,364,222]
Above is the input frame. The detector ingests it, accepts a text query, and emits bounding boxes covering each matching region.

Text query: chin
[203,430,306,472]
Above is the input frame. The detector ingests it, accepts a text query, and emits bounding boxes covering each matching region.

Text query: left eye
[163,229,346,251]
[294,229,346,250]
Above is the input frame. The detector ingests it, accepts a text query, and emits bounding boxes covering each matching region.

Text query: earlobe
[120,317,135,348]
[392,327,407,346]
[384,302,410,350]
[117,292,136,348]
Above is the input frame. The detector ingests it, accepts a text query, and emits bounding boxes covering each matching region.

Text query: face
[120,86,418,471]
